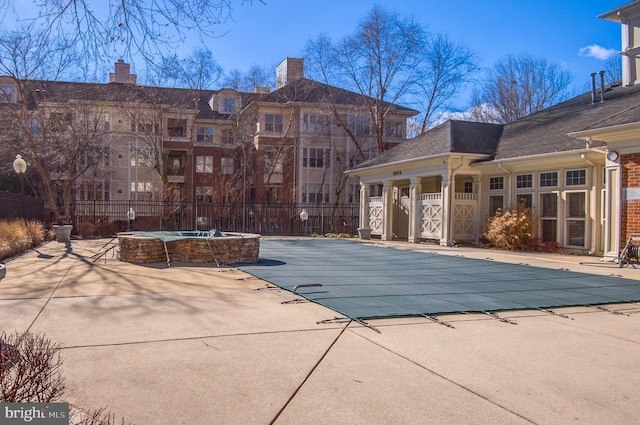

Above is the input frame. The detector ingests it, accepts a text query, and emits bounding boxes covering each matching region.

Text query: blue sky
[198,0,626,109]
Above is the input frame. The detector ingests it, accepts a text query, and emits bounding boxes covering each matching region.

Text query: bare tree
[416,33,479,133]
[305,5,478,152]
[0,0,255,77]
[332,5,424,153]
[148,48,223,90]
[471,54,573,124]
[0,331,65,403]
[604,55,622,84]
[0,24,112,222]
[223,64,273,92]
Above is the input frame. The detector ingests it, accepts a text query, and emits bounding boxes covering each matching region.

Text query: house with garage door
[347,0,640,260]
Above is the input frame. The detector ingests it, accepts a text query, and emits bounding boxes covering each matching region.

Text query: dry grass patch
[0,220,47,261]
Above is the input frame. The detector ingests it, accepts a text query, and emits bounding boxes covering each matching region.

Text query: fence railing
[50,201,360,236]
[0,191,44,222]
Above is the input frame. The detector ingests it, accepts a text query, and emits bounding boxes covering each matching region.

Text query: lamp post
[127,207,136,231]
[12,154,27,219]
[300,208,308,236]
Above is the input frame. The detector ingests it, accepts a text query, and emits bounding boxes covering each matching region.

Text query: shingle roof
[352,120,503,169]
[493,83,640,160]
[351,82,640,171]
[258,78,418,115]
[20,80,235,121]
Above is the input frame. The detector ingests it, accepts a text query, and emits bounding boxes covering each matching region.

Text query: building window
[264,114,283,132]
[50,112,72,132]
[385,121,402,138]
[166,155,183,176]
[302,113,329,134]
[303,148,329,168]
[221,157,234,175]
[266,183,283,203]
[489,176,504,191]
[566,191,586,247]
[489,195,503,216]
[131,122,156,133]
[167,118,187,137]
[566,169,586,186]
[221,127,234,145]
[516,173,533,189]
[264,147,283,174]
[196,156,213,173]
[516,193,533,209]
[103,112,111,131]
[131,148,153,167]
[348,116,372,135]
[0,86,13,103]
[540,193,558,242]
[540,171,558,187]
[131,182,153,201]
[463,182,473,193]
[302,183,329,203]
[195,186,213,203]
[196,126,214,143]
[222,97,235,113]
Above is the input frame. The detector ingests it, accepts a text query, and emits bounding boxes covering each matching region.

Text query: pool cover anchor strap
[586,304,630,316]
[462,311,518,325]
[316,316,380,333]
[162,241,171,267]
[205,239,221,268]
[421,314,455,329]
[536,308,574,320]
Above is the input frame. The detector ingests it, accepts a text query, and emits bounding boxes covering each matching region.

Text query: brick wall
[622,153,640,242]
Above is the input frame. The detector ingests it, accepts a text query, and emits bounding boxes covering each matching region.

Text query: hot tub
[117,230,260,266]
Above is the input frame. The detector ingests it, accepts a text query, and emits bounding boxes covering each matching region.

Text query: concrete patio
[1,237,639,424]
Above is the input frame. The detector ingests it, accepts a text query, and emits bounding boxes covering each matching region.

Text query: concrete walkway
[1,238,639,424]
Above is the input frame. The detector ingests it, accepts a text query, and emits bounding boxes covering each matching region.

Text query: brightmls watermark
[0,403,68,424]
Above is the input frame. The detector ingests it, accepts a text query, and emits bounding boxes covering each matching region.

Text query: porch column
[603,163,622,260]
[472,175,481,246]
[408,177,422,243]
[440,175,451,246]
[381,181,394,241]
[359,182,370,229]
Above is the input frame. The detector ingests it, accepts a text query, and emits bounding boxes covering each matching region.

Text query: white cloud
[578,45,618,60]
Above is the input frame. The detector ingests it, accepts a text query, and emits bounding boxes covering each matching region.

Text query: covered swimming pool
[238,239,640,324]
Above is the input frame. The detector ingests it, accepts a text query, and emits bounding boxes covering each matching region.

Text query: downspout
[498,162,512,206]
[581,153,597,255]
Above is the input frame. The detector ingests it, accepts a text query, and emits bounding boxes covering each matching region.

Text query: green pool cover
[237,239,640,320]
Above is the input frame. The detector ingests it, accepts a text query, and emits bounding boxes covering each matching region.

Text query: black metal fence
[68,201,360,236]
[0,191,44,222]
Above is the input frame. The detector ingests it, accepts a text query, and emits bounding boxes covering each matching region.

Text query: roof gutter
[472,148,600,169]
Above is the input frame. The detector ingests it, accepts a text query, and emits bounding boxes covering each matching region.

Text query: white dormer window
[222,97,235,113]
[0,86,14,103]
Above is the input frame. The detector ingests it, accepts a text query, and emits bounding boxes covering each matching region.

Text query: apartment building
[1,58,417,228]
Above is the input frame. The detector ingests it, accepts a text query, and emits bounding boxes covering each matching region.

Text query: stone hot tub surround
[117,231,260,265]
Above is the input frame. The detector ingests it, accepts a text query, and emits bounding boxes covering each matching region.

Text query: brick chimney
[276,58,304,89]
[109,60,137,84]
